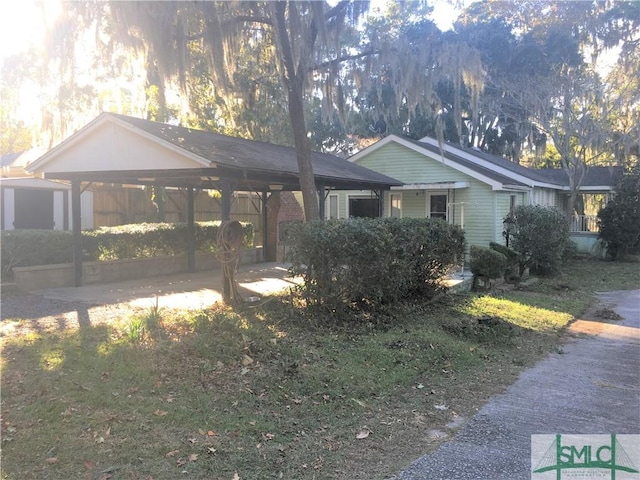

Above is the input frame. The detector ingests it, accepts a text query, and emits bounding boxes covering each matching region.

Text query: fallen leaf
[264,433,275,440]
[105,426,111,436]
[189,453,198,462]
[207,447,217,454]
[356,429,370,439]
[207,430,216,436]
[166,450,179,458]
[188,437,197,444]
[434,404,448,410]
[45,457,58,465]
[176,458,186,467]
[84,460,95,470]
[198,429,206,436]
[154,409,168,417]
[351,398,367,408]
[97,474,112,480]
[242,354,253,366]
[232,472,240,480]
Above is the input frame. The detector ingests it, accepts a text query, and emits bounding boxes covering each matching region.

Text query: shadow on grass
[0,283,594,480]
[1,294,98,334]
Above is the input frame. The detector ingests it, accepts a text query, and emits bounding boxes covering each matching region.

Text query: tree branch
[309,49,379,73]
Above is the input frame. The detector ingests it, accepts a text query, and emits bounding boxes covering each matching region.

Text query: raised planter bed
[12,248,263,292]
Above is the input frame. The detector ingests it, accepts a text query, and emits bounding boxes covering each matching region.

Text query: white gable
[28,115,210,174]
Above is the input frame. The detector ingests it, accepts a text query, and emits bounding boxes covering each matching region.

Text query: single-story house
[331,134,621,255]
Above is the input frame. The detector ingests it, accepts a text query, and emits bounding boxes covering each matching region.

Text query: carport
[27,112,402,297]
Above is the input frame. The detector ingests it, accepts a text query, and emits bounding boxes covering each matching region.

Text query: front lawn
[1,257,638,480]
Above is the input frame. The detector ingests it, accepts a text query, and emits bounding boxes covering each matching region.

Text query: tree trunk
[288,78,319,221]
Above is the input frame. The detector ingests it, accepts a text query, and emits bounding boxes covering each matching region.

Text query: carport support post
[262,191,268,261]
[186,187,195,272]
[221,180,232,301]
[71,179,83,286]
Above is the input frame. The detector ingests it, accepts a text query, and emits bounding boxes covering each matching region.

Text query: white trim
[418,136,562,189]
[392,181,469,190]
[0,177,71,190]
[558,185,616,192]
[53,191,64,230]
[326,193,339,219]
[389,192,402,218]
[348,134,408,163]
[351,135,509,191]
[3,188,15,230]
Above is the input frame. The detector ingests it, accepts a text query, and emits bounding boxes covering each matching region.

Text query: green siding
[332,142,541,255]
[356,142,476,184]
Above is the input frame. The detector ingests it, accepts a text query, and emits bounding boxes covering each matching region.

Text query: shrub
[597,165,640,260]
[489,242,521,281]
[1,230,73,278]
[470,245,507,280]
[509,205,570,276]
[81,221,254,261]
[1,221,255,275]
[287,217,465,313]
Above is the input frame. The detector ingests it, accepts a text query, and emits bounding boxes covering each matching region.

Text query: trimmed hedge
[287,217,465,312]
[489,242,521,281]
[0,230,74,278]
[470,245,507,280]
[509,205,570,276]
[1,221,255,277]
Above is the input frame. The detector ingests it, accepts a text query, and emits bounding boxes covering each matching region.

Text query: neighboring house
[332,134,621,255]
[1,150,94,230]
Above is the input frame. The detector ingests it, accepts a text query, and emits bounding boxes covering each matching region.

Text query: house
[1,150,93,230]
[331,134,621,256]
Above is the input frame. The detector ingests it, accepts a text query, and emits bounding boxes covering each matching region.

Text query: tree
[597,164,640,260]
[94,1,374,221]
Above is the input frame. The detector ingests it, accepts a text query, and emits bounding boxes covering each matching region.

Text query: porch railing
[569,215,599,233]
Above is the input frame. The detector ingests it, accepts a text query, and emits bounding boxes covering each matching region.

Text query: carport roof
[28,112,402,191]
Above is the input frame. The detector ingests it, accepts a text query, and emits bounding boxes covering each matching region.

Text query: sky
[0,0,465,64]
[0,0,62,62]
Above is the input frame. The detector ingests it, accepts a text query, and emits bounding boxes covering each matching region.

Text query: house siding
[339,142,512,251]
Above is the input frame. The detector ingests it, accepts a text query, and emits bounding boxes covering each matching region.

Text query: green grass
[1,257,638,480]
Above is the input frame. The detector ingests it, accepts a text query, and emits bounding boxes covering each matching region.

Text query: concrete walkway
[33,262,300,310]
[390,289,640,480]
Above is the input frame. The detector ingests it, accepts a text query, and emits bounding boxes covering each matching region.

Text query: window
[390,193,402,218]
[510,194,517,212]
[349,197,380,218]
[429,194,447,220]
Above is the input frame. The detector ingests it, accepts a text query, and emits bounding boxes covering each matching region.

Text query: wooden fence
[92,185,263,242]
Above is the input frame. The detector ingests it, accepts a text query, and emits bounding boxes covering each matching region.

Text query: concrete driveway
[32,262,300,310]
[390,289,640,480]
